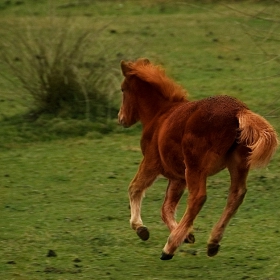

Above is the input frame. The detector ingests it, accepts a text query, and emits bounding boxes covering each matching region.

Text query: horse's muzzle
[118,116,129,128]
[118,112,130,128]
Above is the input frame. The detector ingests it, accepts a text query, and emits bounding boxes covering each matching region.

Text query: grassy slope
[1,135,280,279]
[0,1,280,279]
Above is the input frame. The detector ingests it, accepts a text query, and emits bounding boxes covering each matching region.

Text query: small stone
[46,249,57,257]
[186,249,197,256]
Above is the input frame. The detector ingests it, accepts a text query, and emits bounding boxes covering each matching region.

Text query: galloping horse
[118,58,278,260]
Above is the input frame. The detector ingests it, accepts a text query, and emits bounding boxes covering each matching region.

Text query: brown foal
[118,58,278,260]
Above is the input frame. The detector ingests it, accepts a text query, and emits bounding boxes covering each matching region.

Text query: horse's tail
[237,109,278,169]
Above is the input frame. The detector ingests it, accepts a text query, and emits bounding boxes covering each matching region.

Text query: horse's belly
[159,146,227,179]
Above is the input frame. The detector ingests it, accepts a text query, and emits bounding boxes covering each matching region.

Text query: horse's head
[118,59,150,128]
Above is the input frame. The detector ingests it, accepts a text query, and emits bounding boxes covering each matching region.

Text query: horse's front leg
[161,179,186,232]
[129,159,158,241]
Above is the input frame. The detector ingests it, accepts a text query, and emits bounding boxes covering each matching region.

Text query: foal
[118,58,278,260]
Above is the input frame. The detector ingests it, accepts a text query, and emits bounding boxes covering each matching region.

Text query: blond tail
[237,109,279,169]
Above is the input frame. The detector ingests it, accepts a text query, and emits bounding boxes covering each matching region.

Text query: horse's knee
[128,186,142,198]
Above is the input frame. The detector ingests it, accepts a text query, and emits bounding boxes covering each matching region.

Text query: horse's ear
[139,58,150,65]
[120,60,131,76]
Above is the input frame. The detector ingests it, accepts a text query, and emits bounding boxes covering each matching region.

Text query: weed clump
[0,19,123,122]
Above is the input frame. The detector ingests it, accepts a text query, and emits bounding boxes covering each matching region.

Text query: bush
[0,18,124,122]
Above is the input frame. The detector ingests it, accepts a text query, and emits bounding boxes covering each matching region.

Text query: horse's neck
[138,96,181,127]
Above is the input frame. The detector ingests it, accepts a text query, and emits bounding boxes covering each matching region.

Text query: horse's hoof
[136,226,150,241]
[160,252,174,260]
[207,243,220,257]
[184,233,195,244]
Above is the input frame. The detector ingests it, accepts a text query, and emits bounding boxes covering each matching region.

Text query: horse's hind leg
[207,146,249,257]
[161,179,186,232]
[161,170,207,260]
[129,158,158,241]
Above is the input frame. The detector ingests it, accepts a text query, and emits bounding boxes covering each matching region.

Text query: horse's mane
[124,59,188,102]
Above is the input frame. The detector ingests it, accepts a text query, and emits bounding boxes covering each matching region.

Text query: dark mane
[126,59,188,102]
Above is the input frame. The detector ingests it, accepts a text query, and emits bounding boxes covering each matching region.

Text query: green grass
[0,1,280,279]
[1,135,280,279]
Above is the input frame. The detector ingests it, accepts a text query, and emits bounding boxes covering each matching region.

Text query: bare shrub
[0,18,124,121]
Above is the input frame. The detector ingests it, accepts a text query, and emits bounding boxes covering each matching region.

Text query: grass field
[1,1,280,279]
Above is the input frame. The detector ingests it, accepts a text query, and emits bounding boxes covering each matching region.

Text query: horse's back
[160,95,247,146]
